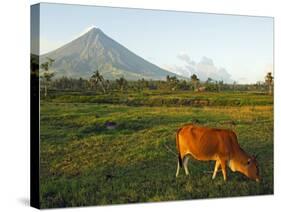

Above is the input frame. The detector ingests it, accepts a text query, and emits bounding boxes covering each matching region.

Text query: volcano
[41,27,180,80]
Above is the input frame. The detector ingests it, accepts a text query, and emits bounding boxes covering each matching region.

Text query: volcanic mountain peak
[41,28,181,80]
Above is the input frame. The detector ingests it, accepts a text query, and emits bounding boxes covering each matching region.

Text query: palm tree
[166,75,171,82]
[190,74,199,91]
[90,70,106,93]
[166,75,179,90]
[232,81,237,91]
[116,77,127,91]
[218,80,224,92]
[40,57,55,97]
[105,80,111,91]
[206,77,213,84]
[265,72,273,95]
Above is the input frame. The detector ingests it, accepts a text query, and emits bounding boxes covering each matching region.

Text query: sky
[35,3,274,84]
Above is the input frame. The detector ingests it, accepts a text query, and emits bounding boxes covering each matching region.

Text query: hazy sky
[37,3,273,83]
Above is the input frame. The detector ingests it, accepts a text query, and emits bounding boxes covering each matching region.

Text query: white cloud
[196,57,231,82]
[162,64,190,77]
[177,51,191,63]
[165,53,233,83]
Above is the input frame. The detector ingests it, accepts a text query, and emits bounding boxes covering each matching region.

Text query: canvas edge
[30,3,40,209]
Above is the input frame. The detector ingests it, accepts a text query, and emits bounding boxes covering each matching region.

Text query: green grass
[47,90,273,107]
[39,91,273,208]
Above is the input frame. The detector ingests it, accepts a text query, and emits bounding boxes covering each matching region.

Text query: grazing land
[40,90,273,208]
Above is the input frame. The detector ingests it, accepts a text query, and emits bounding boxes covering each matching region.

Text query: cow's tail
[176,128,183,168]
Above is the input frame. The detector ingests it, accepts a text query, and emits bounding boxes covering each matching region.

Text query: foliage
[265,72,274,95]
[116,77,128,91]
[49,75,270,94]
[40,57,55,97]
[90,70,106,93]
[190,74,199,91]
[47,90,273,107]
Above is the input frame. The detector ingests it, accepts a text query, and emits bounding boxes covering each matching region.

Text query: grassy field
[48,90,273,106]
[39,91,273,208]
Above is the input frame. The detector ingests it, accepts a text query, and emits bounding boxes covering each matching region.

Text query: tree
[78,77,83,90]
[178,80,190,90]
[218,80,224,92]
[166,75,171,82]
[206,77,213,84]
[136,78,148,91]
[90,70,106,93]
[255,81,265,92]
[190,74,199,91]
[116,77,127,91]
[205,77,217,92]
[166,75,179,91]
[265,72,273,95]
[232,81,237,91]
[104,80,111,91]
[40,57,55,97]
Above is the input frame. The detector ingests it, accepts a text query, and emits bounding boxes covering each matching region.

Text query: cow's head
[245,155,260,182]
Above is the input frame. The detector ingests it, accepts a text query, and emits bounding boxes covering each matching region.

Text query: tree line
[36,57,274,96]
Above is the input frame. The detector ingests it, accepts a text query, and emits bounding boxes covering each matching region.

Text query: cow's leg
[176,160,180,177]
[183,156,190,176]
[212,160,221,179]
[220,160,227,181]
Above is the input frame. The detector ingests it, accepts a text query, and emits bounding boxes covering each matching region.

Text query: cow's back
[177,124,237,161]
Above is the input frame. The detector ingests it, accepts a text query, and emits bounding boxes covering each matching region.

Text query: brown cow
[175,124,260,182]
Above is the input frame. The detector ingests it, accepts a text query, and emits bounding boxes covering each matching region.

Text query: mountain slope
[41,27,180,80]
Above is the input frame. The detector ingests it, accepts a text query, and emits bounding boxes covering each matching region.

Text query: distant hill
[41,27,181,80]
